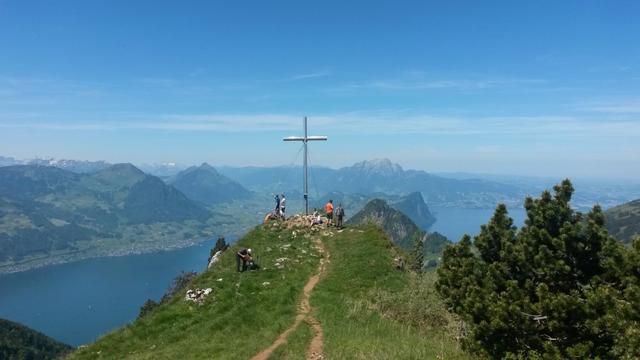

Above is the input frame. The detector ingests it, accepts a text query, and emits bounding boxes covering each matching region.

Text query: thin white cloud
[324,77,548,94]
[289,70,331,81]
[580,100,640,114]
[2,112,639,138]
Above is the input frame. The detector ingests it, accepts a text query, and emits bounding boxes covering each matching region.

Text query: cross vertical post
[283,116,328,214]
[303,117,308,213]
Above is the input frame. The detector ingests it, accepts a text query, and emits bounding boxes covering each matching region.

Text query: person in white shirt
[279,194,286,219]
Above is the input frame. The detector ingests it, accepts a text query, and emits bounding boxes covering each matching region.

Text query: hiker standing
[274,194,280,213]
[236,248,252,272]
[279,194,286,219]
[325,200,334,226]
[336,203,345,229]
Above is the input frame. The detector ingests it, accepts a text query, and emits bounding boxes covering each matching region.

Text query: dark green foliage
[138,299,159,319]
[436,180,640,358]
[412,233,424,272]
[208,236,229,264]
[605,198,640,244]
[0,318,72,360]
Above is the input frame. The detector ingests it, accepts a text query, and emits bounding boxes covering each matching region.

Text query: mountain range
[4,157,640,210]
[347,198,451,266]
[219,159,524,208]
[168,163,252,206]
[0,164,215,273]
[605,199,640,244]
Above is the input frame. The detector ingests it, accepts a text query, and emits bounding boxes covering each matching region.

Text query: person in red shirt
[325,200,334,226]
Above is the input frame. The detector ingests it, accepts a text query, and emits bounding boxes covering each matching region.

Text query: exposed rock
[185,288,212,304]
[207,250,224,269]
[282,214,329,229]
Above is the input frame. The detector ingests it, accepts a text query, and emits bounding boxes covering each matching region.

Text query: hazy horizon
[3,153,640,183]
[1,1,639,179]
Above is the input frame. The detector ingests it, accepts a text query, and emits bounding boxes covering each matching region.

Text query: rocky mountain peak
[352,159,403,176]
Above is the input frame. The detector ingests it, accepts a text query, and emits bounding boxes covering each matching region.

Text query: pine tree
[436,179,640,358]
[208,236,228,263]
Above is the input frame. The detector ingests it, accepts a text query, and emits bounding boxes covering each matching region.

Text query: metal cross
[283,116,328,214]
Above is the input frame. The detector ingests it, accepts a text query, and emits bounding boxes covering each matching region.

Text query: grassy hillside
[606,199,640,244]
[0,318,72,360]
[0,164,227,274]
[69,222,466,359]
[304,225,465,359]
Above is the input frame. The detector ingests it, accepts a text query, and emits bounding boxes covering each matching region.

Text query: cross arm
[283,136,328,142]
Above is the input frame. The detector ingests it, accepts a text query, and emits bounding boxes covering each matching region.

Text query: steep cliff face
[391,192,436,230]
[346,199,422,250]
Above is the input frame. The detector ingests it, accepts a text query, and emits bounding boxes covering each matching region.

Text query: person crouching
[236,248,252,272]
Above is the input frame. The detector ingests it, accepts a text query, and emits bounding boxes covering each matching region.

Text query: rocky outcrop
[207,250,223,269]
[185,288,212,304]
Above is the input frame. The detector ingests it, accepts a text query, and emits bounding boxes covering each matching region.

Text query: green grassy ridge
[70,223,467,359]
[269,321,313,359]
[69,223,322,360]
[300,225,467,359]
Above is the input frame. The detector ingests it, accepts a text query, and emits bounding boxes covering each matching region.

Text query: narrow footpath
[250,236,328,360]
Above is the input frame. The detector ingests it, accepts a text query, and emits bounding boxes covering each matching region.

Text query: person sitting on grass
[236,248,252,272]
[309,211,324,228]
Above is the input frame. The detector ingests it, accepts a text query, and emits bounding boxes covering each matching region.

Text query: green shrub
[138,299,159,319]
[436,180,640,358]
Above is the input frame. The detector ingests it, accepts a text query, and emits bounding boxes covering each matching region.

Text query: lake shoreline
[0,233,242,276]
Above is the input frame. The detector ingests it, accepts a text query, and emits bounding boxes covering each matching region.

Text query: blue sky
[0,0,639,179]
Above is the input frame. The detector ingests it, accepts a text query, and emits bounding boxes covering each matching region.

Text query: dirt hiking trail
[251,236,329,360]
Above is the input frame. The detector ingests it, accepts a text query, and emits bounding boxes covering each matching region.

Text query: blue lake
[429,206,527,241]
[0,237,233,347]
[0,206,529,347]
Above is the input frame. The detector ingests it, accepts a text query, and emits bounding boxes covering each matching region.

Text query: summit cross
[283,116,328,215]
